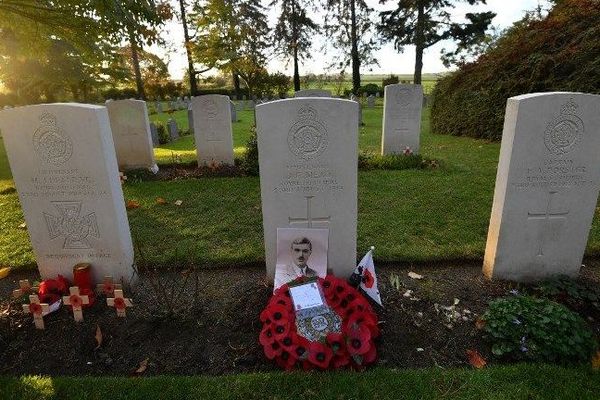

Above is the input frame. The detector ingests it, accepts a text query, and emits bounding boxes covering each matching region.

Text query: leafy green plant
[482,296,596,363]
[156,123,170,145]
[536,275,600,311]
[240,126,259,176]
[358,152,427,171]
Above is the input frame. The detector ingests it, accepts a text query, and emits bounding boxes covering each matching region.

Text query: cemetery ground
[1,100,600,398]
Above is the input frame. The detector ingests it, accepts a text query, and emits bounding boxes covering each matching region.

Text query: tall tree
[377,0,496,84]
[177,0,199,95]
[192,0,270,96]
[323,0,379,93]
[271,0,319,91]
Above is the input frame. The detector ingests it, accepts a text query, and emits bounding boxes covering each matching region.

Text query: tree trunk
[350,0,360,93]
[128,29,146,100]
[291,0,300,91]
[413,0,425,85]
[233,72,241,98]
[179,0,198,95]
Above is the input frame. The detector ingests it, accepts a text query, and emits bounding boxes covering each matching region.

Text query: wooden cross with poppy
[63,286,89,322]
[96,276,122,297]
[107,289,133,317]
[22,294,49,330]
[12,279,38,299]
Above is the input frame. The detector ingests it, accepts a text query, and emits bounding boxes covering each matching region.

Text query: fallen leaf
[466,349,487,369]
[156,197,167,205]
[126,200,140,209]
[18,222,26,229]
[0,267,10,280]
[135,358,149,374]
[592,351,600,370]
[475,318,486,330]
[94,324,103,350]
[174,200,183,206]
[408,272,423,280]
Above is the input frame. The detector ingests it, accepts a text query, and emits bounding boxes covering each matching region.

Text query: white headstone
[230,101,237,122]
[381,84,423,155]
[167,118,178,141]
[483,92,600,282]
[256,99,358,278]
[294,89,332,98]
[149,122,159,146]
[192,95,234,165]
[105,99,158,173]
[0,104,135,282]
[367,95,375,108]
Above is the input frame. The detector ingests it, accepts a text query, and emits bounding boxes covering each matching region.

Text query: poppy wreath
[259,275,380,371]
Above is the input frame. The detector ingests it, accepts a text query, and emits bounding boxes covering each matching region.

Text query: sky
[150,0,550,80]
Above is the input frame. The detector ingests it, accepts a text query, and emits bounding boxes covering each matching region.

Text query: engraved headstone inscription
[381,84,423,155]
[483,92,600,281]
[0,104,135,282]
[294,89,332,98]
[256,99,358,278]
[192,95,234,165]
[106,99,158,173]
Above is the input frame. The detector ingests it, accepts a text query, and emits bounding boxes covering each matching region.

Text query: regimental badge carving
[203,100,218,119]
[33,113,73,165]
[395,88,412,107]
[288,105,329,161]
[544,98,584,156]
[43,202,99,249]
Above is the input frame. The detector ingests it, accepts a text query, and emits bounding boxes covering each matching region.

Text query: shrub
[241,126,259,176]
[482,296,596,363]
[535,275,600,311]
[431,0,600,141]
[382,74,399,88]
[156,124,169,145]
[359,83,380,96]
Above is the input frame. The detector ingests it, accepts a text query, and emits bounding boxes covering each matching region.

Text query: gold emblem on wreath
[288,105,329,160]
[32,113,73,165]
[543,98,584,156]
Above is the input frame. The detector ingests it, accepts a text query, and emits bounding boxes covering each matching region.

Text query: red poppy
[259,326,276,347]
[264,341,283,359]
[259,309,272,324]
[326,332,346,355]
[103,283,115,296]
[347,324,372,356]
[69,295,83,308]
[332,349,351,368]
[268,304,289,324]
[275,351,297,371]
[29,302,42,315]
[307,341,333,369]
[346,311,379,338]
[362,270,374,288]
[80,288,95,307]
[362,341,377,364]
[38,275,71,304]
[113,297,126,310]
[272,321,291,341]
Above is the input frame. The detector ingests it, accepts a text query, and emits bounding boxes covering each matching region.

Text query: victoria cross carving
[288,105,329,161]
[43,202,100,249]
[33,112,73,165]
[543,98,584,156]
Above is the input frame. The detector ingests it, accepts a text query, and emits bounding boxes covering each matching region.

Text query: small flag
[354,246,382,306]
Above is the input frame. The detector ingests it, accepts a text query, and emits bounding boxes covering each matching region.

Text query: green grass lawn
[1,365,599,400]
[2,101,600,269]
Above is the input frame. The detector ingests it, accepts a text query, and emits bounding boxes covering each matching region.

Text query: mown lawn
[2,100,600,269]
[1,365,599,400]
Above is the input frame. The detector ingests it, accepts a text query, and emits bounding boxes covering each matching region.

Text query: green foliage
[358,152,425,171]
[536,276,600,310]
[382,74,399,87]
[253,71,292,97]
[359,83,380,96]
[156,124,170,145]
[431,0,600,140]
[482,296,597,363]
[241,126,259,176]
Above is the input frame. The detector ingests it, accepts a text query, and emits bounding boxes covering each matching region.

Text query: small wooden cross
[96,276,122,297]
[12,279,38,299]
[63,286,89,322]
[107,289,133,317]
[23,294,49,330]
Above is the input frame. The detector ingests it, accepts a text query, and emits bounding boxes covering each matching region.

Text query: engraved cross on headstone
[527,191,569,256]
[288,196,331,228]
